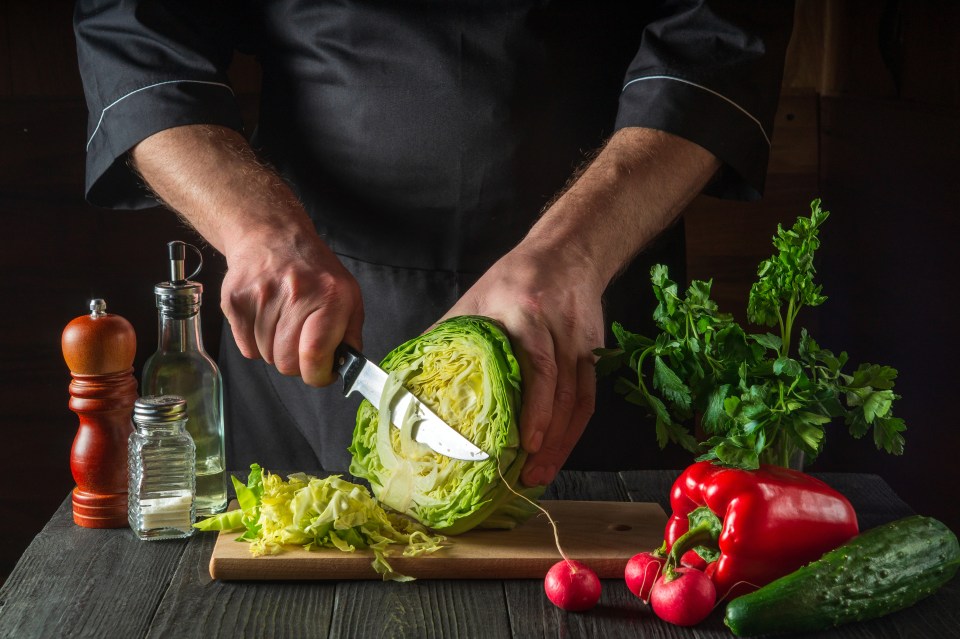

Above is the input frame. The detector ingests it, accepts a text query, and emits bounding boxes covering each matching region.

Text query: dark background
[2,1,958,583]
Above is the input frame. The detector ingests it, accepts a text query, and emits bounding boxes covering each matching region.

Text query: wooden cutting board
[208,500,667,580]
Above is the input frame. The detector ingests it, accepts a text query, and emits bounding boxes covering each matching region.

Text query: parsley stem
[636,347,653,394]
[781,435,791,468]
[782,294,797,357]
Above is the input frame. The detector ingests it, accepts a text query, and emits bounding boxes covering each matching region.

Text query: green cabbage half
[348,315,543,535]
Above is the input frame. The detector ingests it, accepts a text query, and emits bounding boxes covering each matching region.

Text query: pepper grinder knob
[61,299,139,528]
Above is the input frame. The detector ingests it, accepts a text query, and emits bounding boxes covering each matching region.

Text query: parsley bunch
[596,200,906,469]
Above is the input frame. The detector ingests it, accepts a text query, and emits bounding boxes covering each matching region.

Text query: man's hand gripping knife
[131,124,364,387]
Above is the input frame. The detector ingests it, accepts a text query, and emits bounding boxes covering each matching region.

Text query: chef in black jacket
[74,1,794,485]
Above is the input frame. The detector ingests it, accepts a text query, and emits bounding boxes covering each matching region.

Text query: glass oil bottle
[141,241,227,517]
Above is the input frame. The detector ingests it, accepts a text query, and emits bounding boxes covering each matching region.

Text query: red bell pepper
[664,461,858,600]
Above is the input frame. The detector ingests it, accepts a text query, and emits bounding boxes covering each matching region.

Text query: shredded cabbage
[349,315,543,535]
[194,464,446,581]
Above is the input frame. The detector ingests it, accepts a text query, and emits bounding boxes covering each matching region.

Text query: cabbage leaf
[194,464,446,581]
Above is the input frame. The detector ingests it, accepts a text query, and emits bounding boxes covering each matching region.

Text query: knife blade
[335,343,489,461]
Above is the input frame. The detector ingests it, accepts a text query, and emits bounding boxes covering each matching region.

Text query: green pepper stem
[666,519,720,569]
[653,539,668,558]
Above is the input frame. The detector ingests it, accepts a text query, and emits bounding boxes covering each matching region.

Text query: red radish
[650,566,716,626]
[624,551,665,601]
[494,466,601,613]
[544,559,602,611]
[680,549,708,571]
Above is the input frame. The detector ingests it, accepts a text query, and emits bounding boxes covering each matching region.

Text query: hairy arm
[131,124,364,386]
[441,126,720,486]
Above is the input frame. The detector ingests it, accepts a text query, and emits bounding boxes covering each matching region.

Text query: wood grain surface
[5,470,960,639]
[209,500,667,580]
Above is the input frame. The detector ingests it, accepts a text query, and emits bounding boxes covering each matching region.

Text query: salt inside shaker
[128,395,196,540]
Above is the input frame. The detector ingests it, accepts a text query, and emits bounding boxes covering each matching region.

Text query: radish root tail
[713,580,763,610]
[641,561,665,605]
[495,462,570,563]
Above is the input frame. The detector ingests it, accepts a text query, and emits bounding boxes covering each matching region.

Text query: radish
[650,566,716,626]
[544,559,602,611]
[493,465,600,612]
[624,551,665,601]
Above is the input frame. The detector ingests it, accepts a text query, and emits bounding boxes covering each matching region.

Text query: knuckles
[272,353,301,377]
[552,386,578,414]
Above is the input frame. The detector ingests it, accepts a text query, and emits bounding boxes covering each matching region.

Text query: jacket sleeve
[615,0,795,200]
[74,0,247,209]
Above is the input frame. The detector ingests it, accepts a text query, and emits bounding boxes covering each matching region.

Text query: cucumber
[724,515,960,637]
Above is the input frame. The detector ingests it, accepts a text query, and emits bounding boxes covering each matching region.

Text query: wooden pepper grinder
[61,299,138,528]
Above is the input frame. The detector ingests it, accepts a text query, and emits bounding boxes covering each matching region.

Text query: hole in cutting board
[607,523,632,532]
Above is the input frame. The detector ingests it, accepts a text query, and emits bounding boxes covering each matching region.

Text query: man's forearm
[130,124,315,254]
[522,127,721,288]
[129,124,365,383]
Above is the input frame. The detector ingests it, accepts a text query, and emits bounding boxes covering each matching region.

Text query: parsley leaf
[595,199,907,468]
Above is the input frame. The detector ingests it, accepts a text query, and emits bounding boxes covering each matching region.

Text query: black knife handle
[335,342,364,395]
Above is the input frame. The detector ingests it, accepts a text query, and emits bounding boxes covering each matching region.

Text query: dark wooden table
[1,470,957,638]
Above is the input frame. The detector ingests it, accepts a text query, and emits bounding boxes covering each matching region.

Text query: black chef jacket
[75,0,794,474]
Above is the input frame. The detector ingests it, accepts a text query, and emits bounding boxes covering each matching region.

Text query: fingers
[298,292,365,387]
[520,343,596,487]
[223,275,308,372]
[222,282,265,362]
[515,330,557,463]
[271,274,328,377]
[255,285,283,365]
[221,251,364,387]
[296,312,339,386]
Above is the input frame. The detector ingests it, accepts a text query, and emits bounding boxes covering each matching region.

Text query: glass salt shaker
[128,395,196,540]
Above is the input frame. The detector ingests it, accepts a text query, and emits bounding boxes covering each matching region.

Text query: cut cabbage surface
[349,315,542,535]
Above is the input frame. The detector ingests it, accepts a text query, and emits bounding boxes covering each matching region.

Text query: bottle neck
[157,310,205,353]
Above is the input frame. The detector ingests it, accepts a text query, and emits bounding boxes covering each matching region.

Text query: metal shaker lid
[134,395,188,423]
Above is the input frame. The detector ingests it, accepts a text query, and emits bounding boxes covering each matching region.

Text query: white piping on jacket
[85,79,235,151]
[622,75,770,146]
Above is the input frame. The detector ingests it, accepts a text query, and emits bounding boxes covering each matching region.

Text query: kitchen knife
[335,343,489,461]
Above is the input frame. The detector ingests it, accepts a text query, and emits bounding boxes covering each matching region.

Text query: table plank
[331,580,513,639]
[619,469,682,511]
[145,532,339,638]
[543,469,631,501]
[502,577,665,639]
[813,472,915,529]
[0,497,187,638]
